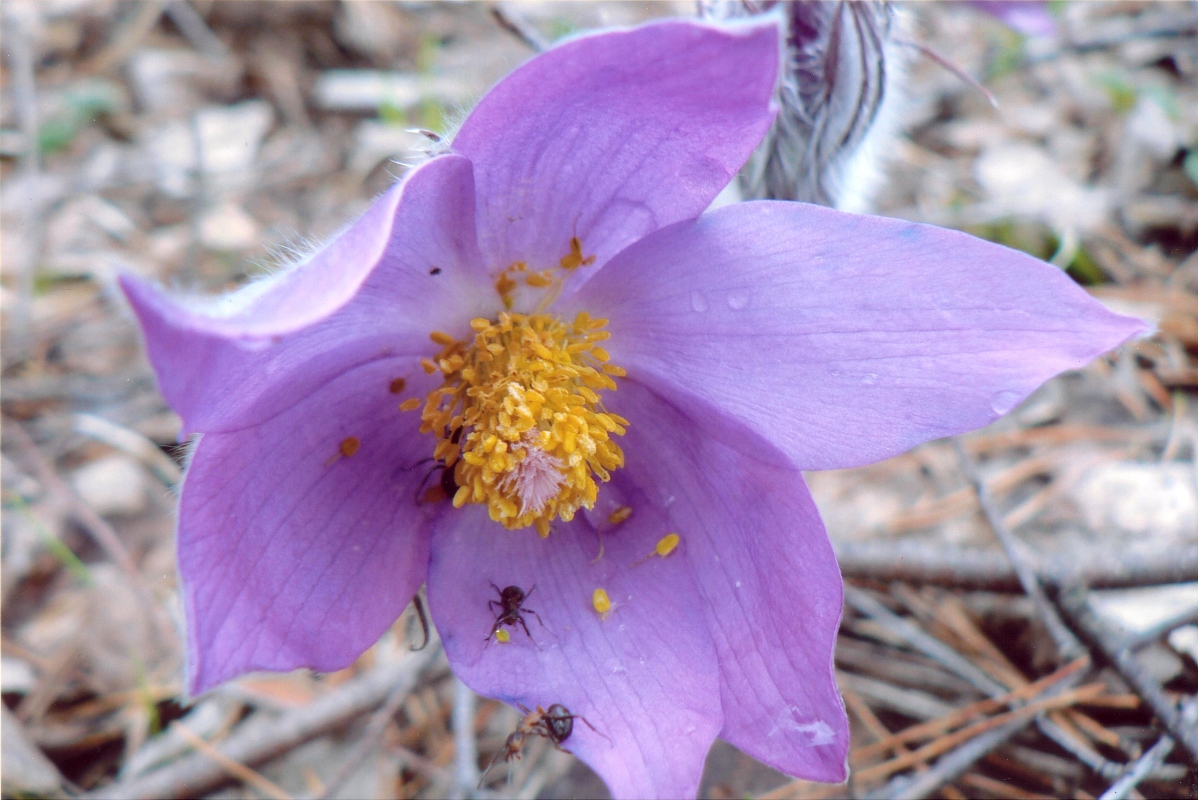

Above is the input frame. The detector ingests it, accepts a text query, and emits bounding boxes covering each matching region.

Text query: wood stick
[953,441,1085,661]
[171,722,291,800]
[853,683,1107,786]
[849,657,1088,765]
[834,540,1198,589]
[89,648,437,800]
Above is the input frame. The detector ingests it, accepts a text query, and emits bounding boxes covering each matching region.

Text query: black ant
[478,703,603,786]
[412,428,464,504]
[412,461,457,504]
[485,583,543,647]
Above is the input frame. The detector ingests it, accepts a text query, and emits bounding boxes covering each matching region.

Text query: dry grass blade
[171,722,292,800]
[849,657,1088,765]
[852,683,1108,787]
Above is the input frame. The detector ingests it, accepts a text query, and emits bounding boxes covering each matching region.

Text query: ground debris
[2,3,1195,799]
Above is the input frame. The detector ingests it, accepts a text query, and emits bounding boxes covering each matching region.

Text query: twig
[451,678,480,799]
[5,419,179,648]
[834,540,1198,589]
[1026,10,1198,64]
[867,717,1028,800]
[73,413,182,488]
[164,0,228,60]
[90,648,437,800]
[844,587,1007,696]
[172,722,291,800]
[2,2,42,359]
[953,440,1086,661]
[80,1,167,74]
[1035,714,1123,781]
[1060,586,1198,759]
[853,683,1107,786]
[1100,734,1176,800]
[490,4,548,52]
[315,663,427,800]
[849,657,1088,765]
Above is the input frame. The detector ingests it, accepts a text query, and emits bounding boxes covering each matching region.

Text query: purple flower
[122,18,1144,799]
[969,1,1058,38]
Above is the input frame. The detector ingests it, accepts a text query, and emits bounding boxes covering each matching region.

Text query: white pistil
[499,432,566,517]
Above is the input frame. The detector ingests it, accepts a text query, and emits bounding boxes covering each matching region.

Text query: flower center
[414,312,628,536]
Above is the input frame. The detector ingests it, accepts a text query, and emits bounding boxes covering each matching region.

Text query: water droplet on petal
[991,389,1022,415]
[862,372,877,385]
[726,292,749,310]
[690,292,708,312]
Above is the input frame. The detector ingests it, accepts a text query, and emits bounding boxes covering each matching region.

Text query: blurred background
[2,2,1197,798]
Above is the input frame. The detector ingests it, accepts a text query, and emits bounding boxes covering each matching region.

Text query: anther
[389,377,406,394]
[324,436,362,465]
[633,533,681,565]
[607,506,632,525]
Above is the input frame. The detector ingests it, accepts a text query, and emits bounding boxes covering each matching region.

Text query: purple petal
[123,154,492,434]
[969,1,1058,38]
[609,380,848,782]
[427,504,722,799]
[570,201,1149,470]
[181,356,442,694]
[451,19,779,287]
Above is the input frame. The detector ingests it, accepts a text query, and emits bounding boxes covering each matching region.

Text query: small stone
[348,120,424,176]
[1168,624,1198,664]
[1135,643,1184,685]
[1071,463,1198,540]
[70,454,147,517]
[199,202,259,251]
[0,657,36,694]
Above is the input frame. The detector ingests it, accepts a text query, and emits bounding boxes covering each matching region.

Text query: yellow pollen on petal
[494,629,510,643]
[592,587,612,618]
[416,312,627,532]
[399,398,421,411]
[340,436,361,457]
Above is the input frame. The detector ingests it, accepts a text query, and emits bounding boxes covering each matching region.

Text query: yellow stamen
[655,532,680,557]
[399,398,421,411]
[410,312,626,532]
[607,506,632,525]
[560,237,597,271]
[592,587,612,618]
[633,532,681,566]
[340,437,361,457]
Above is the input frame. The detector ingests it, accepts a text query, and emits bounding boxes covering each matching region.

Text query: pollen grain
[592,587,612,619]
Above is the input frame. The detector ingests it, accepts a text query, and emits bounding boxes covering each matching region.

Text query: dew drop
[862,372,877,385]
[690,291,708,312]
[991,389,1022,415]
[726,292,749,310]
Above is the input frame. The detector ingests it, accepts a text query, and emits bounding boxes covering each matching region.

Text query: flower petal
[451,18,779,285]
[610,380,848,782]
[123,154,491,434]
[181,356,441,694]
[427,502,722,799]
[570,201,1149,470]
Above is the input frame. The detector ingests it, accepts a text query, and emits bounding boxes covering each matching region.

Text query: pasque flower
[123,18,1145,798]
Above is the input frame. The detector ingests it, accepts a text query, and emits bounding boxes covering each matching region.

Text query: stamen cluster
[416,312,627,536]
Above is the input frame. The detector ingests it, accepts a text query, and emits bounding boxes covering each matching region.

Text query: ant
[486,582,543,641]
[478,703,603,786]
[412,428,464,504]
[486,583,543,646]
